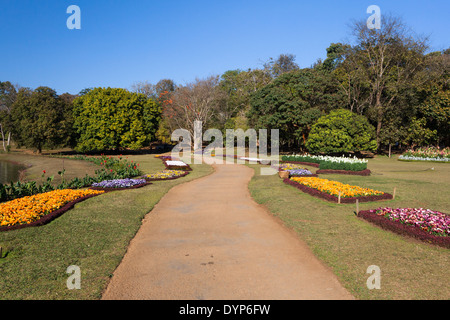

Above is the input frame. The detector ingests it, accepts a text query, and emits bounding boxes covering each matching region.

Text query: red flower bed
[283,178,393,204]
[358,210,450,249]
[316,169,372,176]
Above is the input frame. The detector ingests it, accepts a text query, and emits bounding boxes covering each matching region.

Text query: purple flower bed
[316,169,371,176]
[287,169,319,177]
[358,208,450,248]
[91,179,148,190]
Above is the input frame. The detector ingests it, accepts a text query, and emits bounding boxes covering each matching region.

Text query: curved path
[102,163,354,300]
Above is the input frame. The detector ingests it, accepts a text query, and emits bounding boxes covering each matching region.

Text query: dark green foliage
[10,87,73,153]
[248,69,345,150]
[73,87,161,153]
[306,109,377,154]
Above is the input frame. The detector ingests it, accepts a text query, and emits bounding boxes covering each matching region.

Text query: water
[0,160,26,184]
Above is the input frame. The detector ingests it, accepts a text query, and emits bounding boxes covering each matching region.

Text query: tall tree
[264,54,300,78]
[248,68,345,150]
[11,87,72,153]
[215,68,272,130]
[0,81,18,151]
[341,15,429,148]
[163,76,222,144]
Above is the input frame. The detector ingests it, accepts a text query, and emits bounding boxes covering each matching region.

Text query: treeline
[0,86,161,153]
[0,15,448,154]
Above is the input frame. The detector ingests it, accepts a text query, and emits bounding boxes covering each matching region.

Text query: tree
[340,15,429,148]
[0,81,18,151]
[10,87,73,153]
[416,49,450,146]
[305,109,377,154]
[72,87,161,152]
[163,76,222,145]
[131,79,176,99]
[214,68,272,131]
[248,68,345,150]
[264,53,300,78]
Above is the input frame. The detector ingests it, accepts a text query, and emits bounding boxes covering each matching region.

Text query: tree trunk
[389,143,392,158]
[0,124,6,152]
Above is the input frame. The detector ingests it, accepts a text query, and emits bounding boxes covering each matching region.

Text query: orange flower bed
[0,189,104,228]
[290,177,384,198]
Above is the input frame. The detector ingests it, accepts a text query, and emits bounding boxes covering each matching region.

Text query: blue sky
[1,0,449,95]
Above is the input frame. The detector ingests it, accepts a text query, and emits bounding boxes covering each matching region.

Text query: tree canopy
[72,87,161,152]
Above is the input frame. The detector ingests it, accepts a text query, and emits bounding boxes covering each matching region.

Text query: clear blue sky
[1,0,449,95]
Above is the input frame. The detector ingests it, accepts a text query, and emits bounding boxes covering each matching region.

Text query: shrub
[72,87,161,152]
[306,109,377,154]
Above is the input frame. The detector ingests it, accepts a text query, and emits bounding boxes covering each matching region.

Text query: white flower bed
[165,160,188,167]
[290,154,368,164]
[398,155,450,162]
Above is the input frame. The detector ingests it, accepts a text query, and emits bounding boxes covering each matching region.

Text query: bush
[73,88,161,152]
[306,109,377,154]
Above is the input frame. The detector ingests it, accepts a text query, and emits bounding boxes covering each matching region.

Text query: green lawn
[0,152,213,300]
[247,155,449,300]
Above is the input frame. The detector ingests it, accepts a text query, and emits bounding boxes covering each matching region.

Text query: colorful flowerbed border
[142,171,190,182]
[316,169,372,176]
[281,161,320,168]
[283,178,393,204]
[89,181,149,192]
[0,194,102,232]
[357,210,450,249]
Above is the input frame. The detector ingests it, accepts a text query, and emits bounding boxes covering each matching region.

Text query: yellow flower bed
[0,189,104,227]
[290,177,384,198]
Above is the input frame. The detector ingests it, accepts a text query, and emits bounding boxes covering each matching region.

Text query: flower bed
[281,160,320,168]
[282,154,368,171]
[164,160,192,171]
[399,147,450,162]
[288,169,318,177]
[316,169,372,176]
[89,179,148,191]
[142,170,190,181]
[277,164,318,177]
[358,208,450,248]
[0,189,105,231]
[284,177,392,203]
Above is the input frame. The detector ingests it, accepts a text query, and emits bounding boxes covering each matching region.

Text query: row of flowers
[0,189,105,228]
[399,155,449,162]
[283,154,368,164]
[142,170,189,181]
[369,207,449,237]
[289,177,384,198]
[282,154,369,172]
[277,163,315,176]
[401,147,450,160]
[91,179,147,189]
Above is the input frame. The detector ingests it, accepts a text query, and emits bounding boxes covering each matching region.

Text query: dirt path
[101,163,354,300]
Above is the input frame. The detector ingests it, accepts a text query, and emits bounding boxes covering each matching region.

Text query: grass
[0,150,213,300]
[247,155,449,300]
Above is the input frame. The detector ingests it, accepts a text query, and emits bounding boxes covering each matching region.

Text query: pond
[0,160,27,184]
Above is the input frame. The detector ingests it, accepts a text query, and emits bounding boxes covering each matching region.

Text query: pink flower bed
[358,207,450,248]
